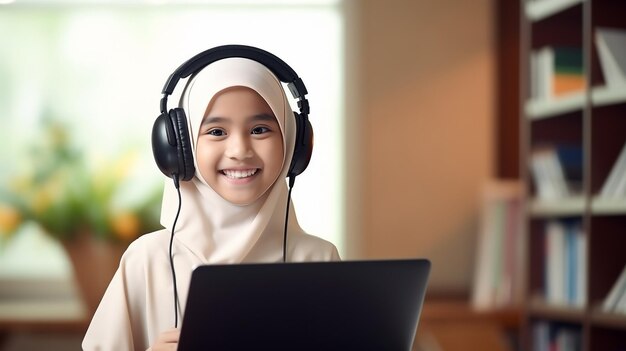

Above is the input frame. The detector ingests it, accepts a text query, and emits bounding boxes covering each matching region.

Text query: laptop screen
[177,259,430,351]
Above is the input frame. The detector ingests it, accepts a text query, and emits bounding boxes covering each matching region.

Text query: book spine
[575,228,586,308]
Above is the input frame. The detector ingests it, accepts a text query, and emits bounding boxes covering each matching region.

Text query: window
[0,1,345,256]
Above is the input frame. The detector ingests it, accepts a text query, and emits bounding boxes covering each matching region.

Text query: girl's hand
[149,328,180,351]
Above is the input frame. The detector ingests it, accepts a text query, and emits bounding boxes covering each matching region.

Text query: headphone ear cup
[170,108,196,181]
[152,112,181,179]
[288,112,313,177]
[150,109,196,181]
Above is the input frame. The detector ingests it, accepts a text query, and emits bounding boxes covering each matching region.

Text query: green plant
[0,118,162,243]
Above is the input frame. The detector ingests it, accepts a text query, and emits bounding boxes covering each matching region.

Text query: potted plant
[0,118,162,318]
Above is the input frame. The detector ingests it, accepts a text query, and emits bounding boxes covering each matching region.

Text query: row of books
[529,27,626,101]
[530,141,626,200]
[544,220,586,307]
[529,144,582,200]
[601,264,626,314]
[472,181,523,310]
[530,46,584,101]
[533,322,581,351]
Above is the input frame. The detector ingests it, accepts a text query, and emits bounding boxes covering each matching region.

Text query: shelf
[591,309,626,330]
[0,278,87,326]
[521,0,626,348]
[591,85,626,107]
[421,299,521,330]
[591,196,626,215]
[529,196,585,217]
[525,0,584,22]
[525,91,585,119]
[528,297,585,323]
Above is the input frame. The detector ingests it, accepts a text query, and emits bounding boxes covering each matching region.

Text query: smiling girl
[82,53,340,351]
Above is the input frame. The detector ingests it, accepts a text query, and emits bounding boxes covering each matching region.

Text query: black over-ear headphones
[152,44,313,182]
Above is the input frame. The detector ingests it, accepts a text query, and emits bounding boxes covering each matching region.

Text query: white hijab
[159,57,302,264]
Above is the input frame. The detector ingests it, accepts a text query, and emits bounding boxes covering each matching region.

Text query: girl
[82,54,340,351]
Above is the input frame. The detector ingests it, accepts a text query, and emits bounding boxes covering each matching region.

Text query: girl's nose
[224,133,253,160]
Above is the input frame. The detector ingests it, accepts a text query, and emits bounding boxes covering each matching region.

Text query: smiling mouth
[220,169,259,179]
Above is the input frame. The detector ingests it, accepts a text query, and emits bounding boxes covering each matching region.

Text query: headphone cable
[169,174,182,328]
[172,173,293,325]
[283,175,296,263]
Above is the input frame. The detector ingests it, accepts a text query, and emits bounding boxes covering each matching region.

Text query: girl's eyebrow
[202,116,228,126]
[248,113,276,122]
[202,113,276,126]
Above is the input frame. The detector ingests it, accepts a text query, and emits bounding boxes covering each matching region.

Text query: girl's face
[196,86,284,205]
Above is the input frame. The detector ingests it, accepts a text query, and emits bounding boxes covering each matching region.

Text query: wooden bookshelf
[528,297,585,323]
[415,299,521,351]
[520,0,626,350]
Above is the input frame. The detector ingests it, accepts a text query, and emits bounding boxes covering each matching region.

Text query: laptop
[177,259,431,351]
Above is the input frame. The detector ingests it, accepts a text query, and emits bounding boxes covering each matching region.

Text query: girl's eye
[207,129,225,136]
[251,126,270,135]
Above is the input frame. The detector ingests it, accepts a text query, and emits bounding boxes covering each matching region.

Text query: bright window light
[0,2,345,255]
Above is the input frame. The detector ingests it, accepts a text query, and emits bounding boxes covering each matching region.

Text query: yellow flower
[110,211,140,241]
[0,203,22,235]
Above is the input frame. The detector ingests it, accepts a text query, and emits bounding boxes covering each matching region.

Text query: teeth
[223,169,258,179]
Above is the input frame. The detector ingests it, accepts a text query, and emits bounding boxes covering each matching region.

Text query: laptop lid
[177,259,430,351]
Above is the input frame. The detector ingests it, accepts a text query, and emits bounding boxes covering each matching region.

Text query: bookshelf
[520,0,626,350]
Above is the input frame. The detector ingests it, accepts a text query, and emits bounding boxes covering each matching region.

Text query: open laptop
[177,259,430,351]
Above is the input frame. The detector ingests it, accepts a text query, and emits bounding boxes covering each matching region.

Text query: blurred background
[0,0,534,350]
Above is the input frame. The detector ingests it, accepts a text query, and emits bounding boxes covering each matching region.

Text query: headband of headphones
[159,44,310,117]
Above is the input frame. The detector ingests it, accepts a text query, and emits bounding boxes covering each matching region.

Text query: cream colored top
[82,226,339,351]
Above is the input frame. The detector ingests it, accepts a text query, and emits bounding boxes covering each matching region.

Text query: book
[546,221,566,305]
[530,145,583,200]
[555,327,581,351]
[575,227,586,308]
[529,46,585,101]
[544,220,585,306]
[553,47,585,97]
[533,321,582,351]
[602,264,626,312]
[555,144,584,194]
[616,286,626,314]
[554,74,586,97]
[595,28,626,87]
[531,148,566,199]
[530,47,553,100]
[472,180,523,310]
[599,140,626,198]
